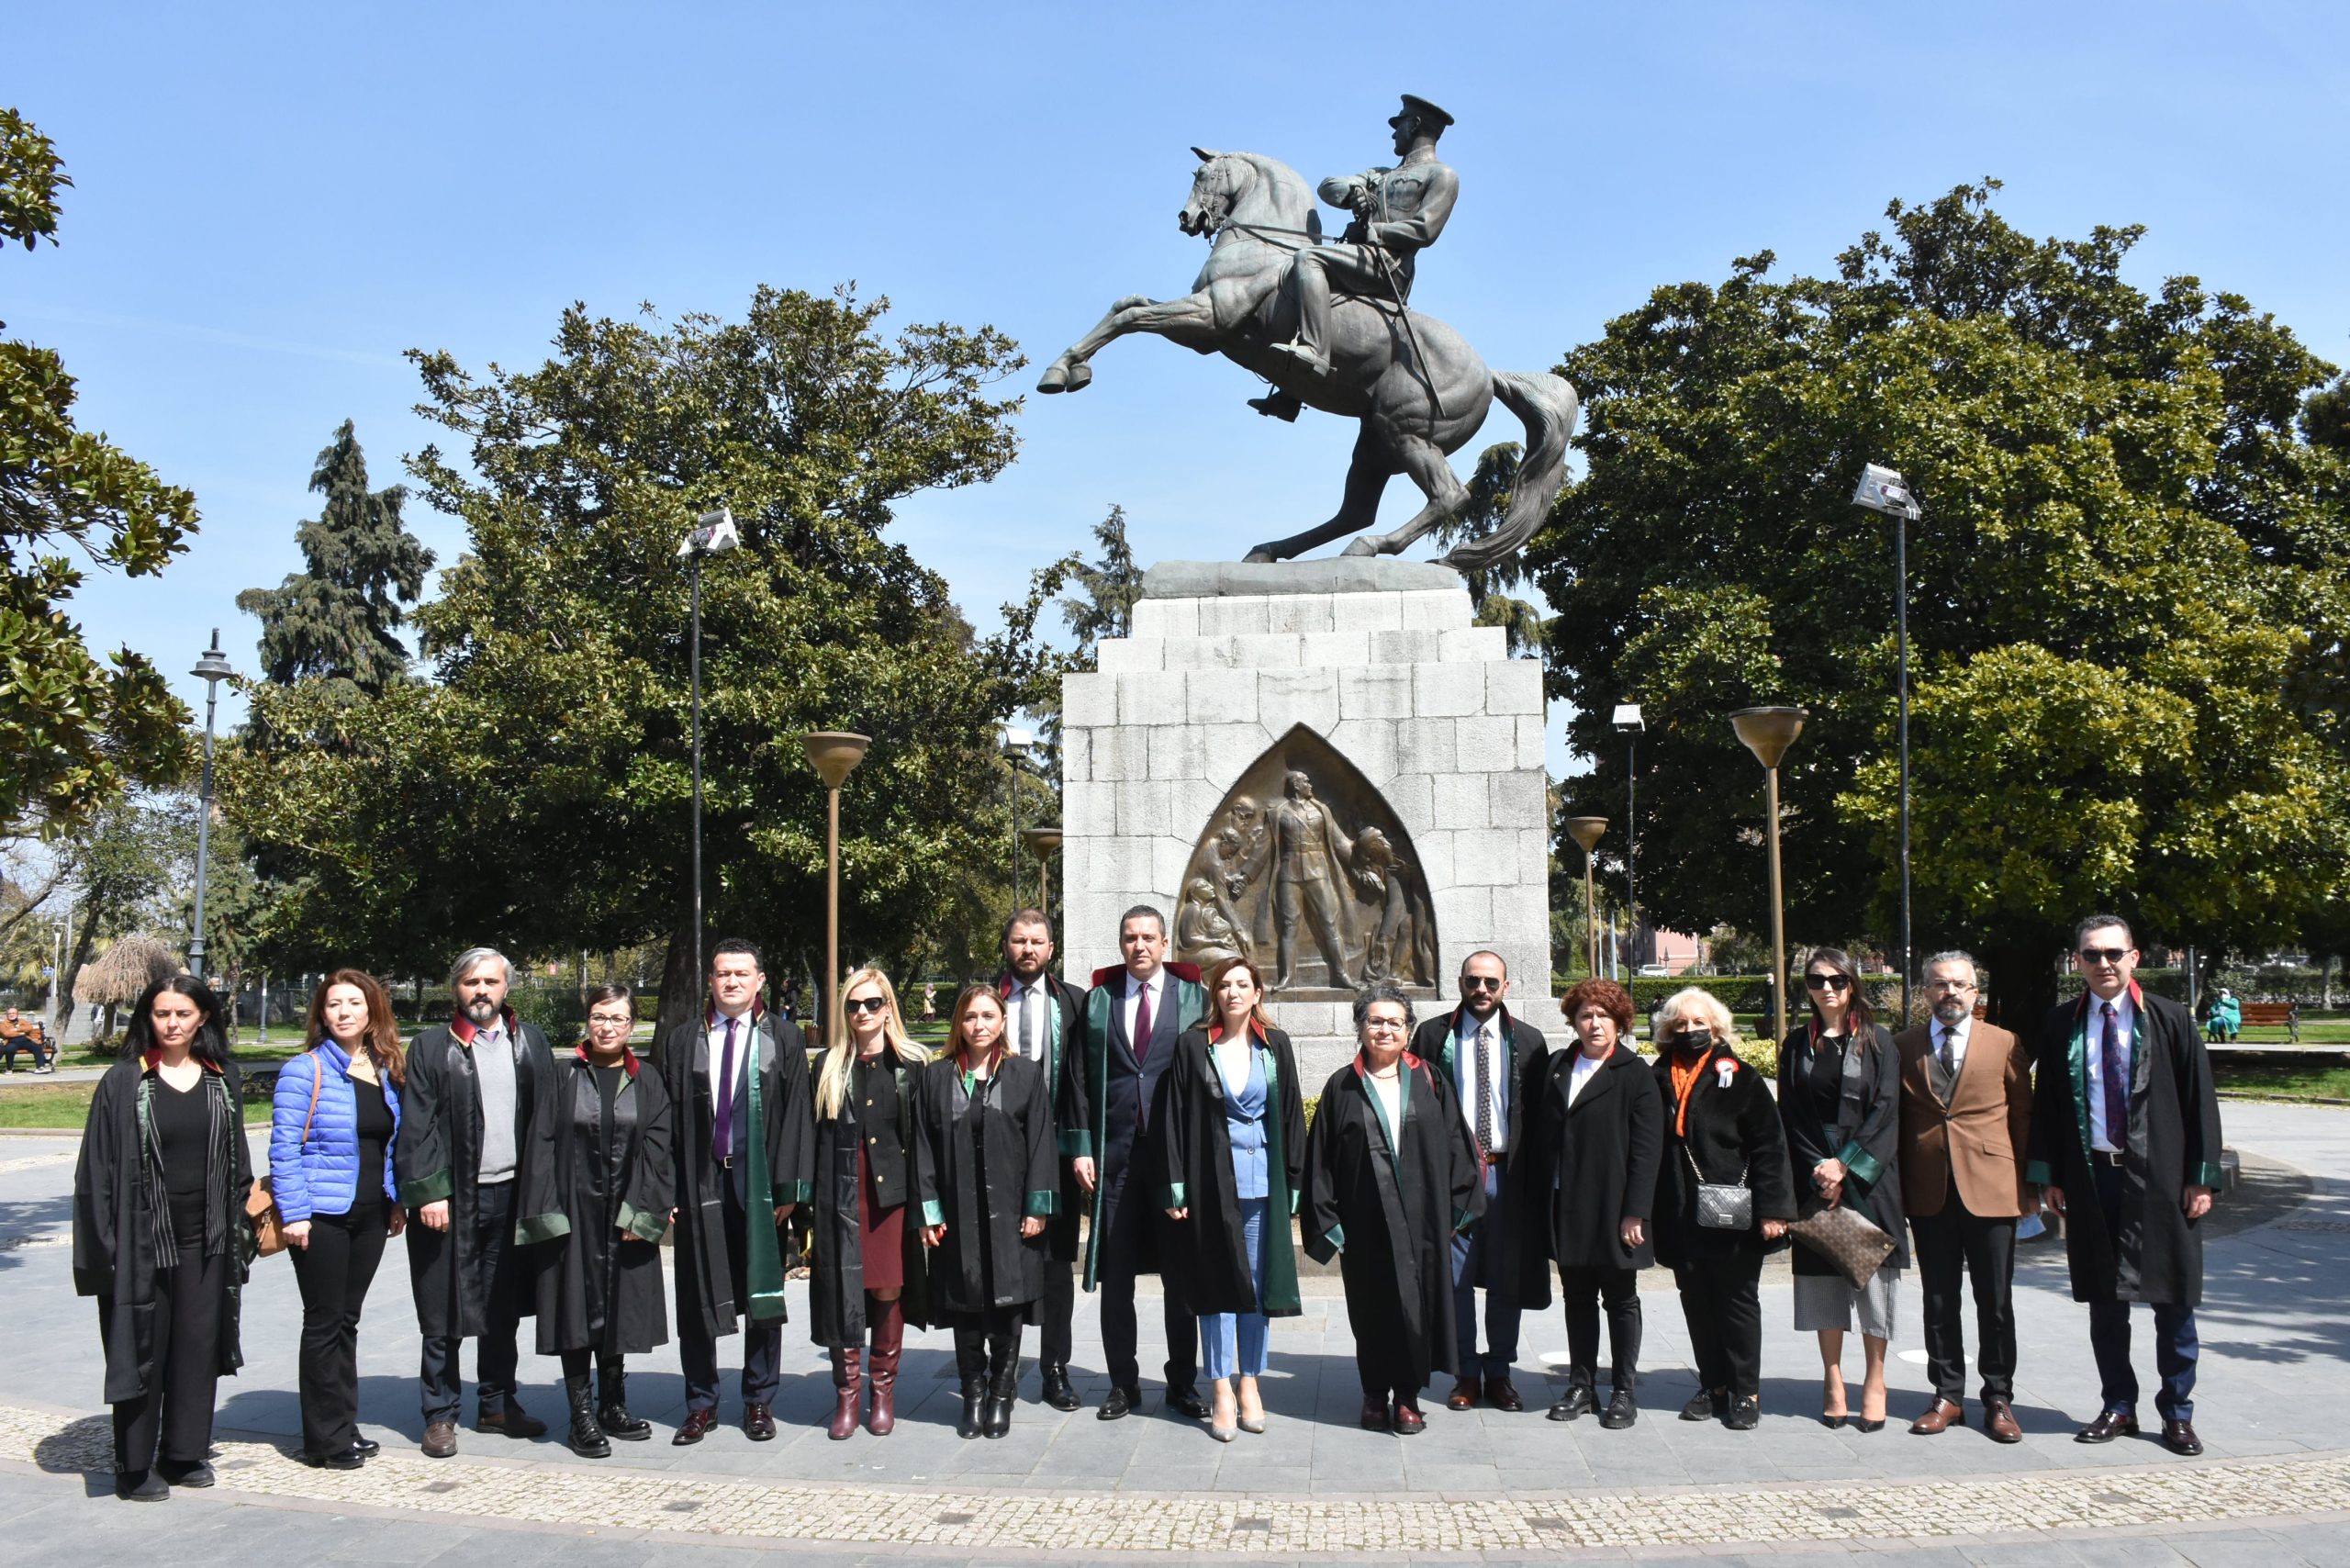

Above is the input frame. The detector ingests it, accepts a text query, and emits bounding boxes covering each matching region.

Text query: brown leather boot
[867,1296,905,1437]
[828,1346,863,1440]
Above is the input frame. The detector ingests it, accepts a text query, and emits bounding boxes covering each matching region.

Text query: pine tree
[237,420,433,695]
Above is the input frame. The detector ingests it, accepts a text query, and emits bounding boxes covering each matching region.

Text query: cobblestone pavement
[0,1103,2344,1563]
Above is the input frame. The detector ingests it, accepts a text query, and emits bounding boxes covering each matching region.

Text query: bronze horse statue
[1037,149,1577,569]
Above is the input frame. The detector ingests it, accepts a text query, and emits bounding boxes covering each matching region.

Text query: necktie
[715,1015,739,1161]
[1937,1025,1955,1081]
[1133,980,1154,1062]
[2099,1002,2127,1149]
[1473,1023,1496,1159]
[1022,986,1040,1060]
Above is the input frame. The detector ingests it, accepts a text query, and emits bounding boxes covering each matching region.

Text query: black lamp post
[680,509,742,993]
[187,630,235,978]
[1854,464,1921,1024]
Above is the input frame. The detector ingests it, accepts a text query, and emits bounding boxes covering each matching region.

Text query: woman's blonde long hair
[816,967,931,1118]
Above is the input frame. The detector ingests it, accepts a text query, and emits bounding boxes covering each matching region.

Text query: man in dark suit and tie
[2028,914,2223,1455]
[1069,906,1208,1419]
[1409,949,1549,1413]
[997,908,1090,1411]
[1894,950,2031,1441]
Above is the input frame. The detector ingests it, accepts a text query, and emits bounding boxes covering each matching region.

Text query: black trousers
[289,1202,387,1456]
[1909,1179,2018,1405]
[108,1245,226,1474]
[1094,1169,1195,1394]
[1561,1264,1643,1389]
[1674,1247,1763,1398]
[678,1174,782,1412]
[419,1179,521,1422]
[1037,1260,1076,1368]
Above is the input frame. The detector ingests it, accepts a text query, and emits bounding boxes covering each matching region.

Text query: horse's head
[1179,147,1246,239]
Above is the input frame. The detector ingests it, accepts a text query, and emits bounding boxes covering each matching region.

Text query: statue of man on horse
[1036,95,1577,571]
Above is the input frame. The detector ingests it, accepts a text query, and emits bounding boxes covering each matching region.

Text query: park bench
[2239,1002,2299,1041]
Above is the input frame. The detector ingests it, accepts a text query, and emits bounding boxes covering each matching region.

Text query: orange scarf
[1669,1052,1707,1137]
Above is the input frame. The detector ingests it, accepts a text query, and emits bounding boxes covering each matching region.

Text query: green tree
[237,420,433,699]
[1529,182,2350,1025]
[0,107,195,829]
[50,792,183,1035]
[228,287,1038,1043]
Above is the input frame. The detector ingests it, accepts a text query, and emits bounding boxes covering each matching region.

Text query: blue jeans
[1451,1161,1521,1380]
[2088,1163,2199,1420]
[1200,1196,1270,1381]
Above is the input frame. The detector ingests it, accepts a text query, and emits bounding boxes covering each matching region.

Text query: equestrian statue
[1036,95,1578,570]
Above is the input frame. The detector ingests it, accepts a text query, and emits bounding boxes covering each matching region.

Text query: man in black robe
[996,908,1090,1410]
[397,946,568,1458]
[2028,914,2222,1456]
[661,937,815,1443]
[1409,949,1548,1413]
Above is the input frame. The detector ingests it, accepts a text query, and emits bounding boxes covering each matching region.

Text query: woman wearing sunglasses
[808,969,932,1439]
[1778,949,1907,1430]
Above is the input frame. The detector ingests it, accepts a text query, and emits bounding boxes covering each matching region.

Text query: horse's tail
[1443,370,1580,571]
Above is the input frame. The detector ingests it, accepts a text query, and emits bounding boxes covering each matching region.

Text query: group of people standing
[68,907,2223,1500]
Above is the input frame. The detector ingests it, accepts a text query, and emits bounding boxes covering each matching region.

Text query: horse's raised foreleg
[1037,291,1220,393]
[1243,423,1394,561]
[1338,430,1469,557]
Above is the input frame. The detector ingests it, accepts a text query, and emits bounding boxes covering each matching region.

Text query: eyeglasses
[2078,947,2130,965]
[1362,1018,1409,1035]
[1803,974,1852,991]
[588,1014,632,1030]
[1460,975,1504,992]
[845,996,889,1015]
[1924,979,1976,993]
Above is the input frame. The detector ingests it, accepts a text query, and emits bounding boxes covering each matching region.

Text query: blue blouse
[1216,1041,1270,1202]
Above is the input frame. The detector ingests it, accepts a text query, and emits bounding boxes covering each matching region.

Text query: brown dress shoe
[1908,1398,1964,1435]
[1360,1395,1389,1431]
[1984,1402,2023,1443]
[2076,1409,2138,1443]
[1445,1376,1481,1411]
[420,1419,458,1458]
[1487,1380,1524,1413]
[673,1406,717,1446]
[2161,1417,2202,1455]
[743,1402,777,1441]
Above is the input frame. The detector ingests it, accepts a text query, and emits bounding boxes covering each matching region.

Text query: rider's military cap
[1392,95,1455,130]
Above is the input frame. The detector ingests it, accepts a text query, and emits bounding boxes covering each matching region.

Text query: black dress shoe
[299,1448,364,1470]
[742,1403,776,1441]
[1546,1381,1595,1422]
[1724,1395,1761,1431]
[673,1406,717,1445]
[2076,1409,2139,1444]
[1679,1388,1723,1422]
[115,1469,169,1501]
[158,1459,214,1487]
[350,1436,381,1458]
[1039,1363,1081,1412]
[2162,1417,2203,1455]
[1599,1388,1639,1429]
[1097,1384,1138,1421]
[1360,1395,1389,1431]
[1166,1387,1209,1420]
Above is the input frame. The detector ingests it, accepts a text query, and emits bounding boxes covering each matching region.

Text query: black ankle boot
[957,1376,986,1439]
[597,1357,650,1440]
[982,1335,1019,1439]
[565,1375,610,1458]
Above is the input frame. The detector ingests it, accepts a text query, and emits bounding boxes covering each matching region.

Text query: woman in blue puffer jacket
[271,969,407,1468]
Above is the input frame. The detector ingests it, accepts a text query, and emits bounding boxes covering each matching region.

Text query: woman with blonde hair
[1649,987,1796,1430]
[808,968,933,1439]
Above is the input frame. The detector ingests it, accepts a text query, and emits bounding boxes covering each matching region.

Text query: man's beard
[464,996,500,1025]
[1932,999,1968,1025]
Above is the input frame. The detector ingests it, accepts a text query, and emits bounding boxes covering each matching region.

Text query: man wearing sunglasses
[1410,950,1549,1414]
[1893,952,2032,1442]
[996,909,1090,1411]
[2025,915,2223,1456]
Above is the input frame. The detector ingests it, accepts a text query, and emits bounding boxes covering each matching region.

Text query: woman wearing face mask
[1650,988,1796,1430]
[1160,956,1306,1441]
[274,970,407,1469]
[914,983,1056,1439]
[73,976,252,1500]
[1779,949,1906,1431]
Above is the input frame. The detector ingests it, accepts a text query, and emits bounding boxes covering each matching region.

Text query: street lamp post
[800,731,871,1044]
[1854,464,1921,1025]
[187,630,236,979]
[1023,825,1062,919]
[1730,706,1807,1047]
[1001,724,1035,912]
[679,509,742,994]
[1563,816,1607,980]
[1612,702,1645,968]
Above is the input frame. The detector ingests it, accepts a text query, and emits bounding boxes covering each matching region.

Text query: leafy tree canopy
[226,287,1047,1026]
[0,107,195,830]
[1529,181,2350,1021]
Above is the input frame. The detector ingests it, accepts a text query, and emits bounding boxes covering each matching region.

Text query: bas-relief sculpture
[1036,95,1579,572]
[1173,726,1438,997]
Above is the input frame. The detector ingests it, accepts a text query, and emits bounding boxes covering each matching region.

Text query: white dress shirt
[2084,991,2136,1155]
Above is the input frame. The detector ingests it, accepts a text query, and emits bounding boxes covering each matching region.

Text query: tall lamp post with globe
[1730,706,1806,1047]
[800,732,871,1041]
[187,630,236,980]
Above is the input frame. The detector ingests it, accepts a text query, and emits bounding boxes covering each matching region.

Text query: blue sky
[9,2,2346,772]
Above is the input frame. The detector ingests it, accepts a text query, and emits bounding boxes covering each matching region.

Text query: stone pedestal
[1059,560,1564,1083]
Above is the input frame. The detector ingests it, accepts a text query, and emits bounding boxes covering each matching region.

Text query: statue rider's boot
[1248,389,1304,421]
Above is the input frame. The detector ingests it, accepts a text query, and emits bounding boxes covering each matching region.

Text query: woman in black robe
[914,983,1056,1439]
[534,983,673,1456]
[807,967,932,1439]
[1651,988,1796,1431]
[73,975,252,1500]
[1518,978,1660,1429]
[1302,981,1483,1435]
[1778,948,1907,1430]
[1160,955,1307,1441]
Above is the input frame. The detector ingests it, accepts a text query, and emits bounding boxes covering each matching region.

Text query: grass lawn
[2211,1058,2350,1102]
[0,1081,274,1130]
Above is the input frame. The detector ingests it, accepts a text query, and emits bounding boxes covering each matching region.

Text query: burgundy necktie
[715,1015,739,1160]
[2099,1002,2127,1149]
[1133,980,1154,1062]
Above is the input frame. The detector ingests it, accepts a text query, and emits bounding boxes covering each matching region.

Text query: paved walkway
[0,1103,2344,1563]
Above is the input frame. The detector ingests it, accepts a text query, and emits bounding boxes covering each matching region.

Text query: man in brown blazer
[1896,950,2032,1441]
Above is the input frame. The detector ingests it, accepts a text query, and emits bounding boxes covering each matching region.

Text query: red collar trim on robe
[2073,978,2146,1022]
[1205,1018,1270,1046]
[450,1007,521,1047]
[574,1042,642,1079]
[1352,1048,1427,1080]
[140,1049,222,1073]
[1090,961,1203,989]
